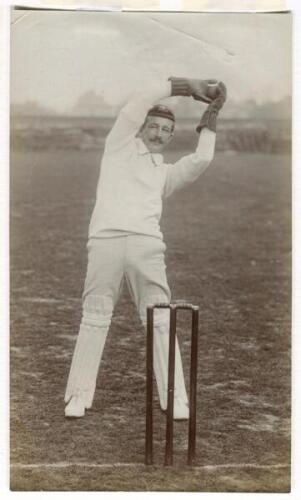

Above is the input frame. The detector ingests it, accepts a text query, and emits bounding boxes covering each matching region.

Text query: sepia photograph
[10,8,292,492]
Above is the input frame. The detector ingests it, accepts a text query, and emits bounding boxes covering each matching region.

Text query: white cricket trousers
[64,234,188,410]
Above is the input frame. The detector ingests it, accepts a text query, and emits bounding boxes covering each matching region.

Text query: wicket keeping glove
[196,81,227,133]
[168,77,219,104]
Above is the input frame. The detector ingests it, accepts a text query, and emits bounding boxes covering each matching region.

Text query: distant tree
[249,96,292,120]
[70,91,116,117]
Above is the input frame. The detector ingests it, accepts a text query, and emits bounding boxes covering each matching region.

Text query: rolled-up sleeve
[163,128,216,198]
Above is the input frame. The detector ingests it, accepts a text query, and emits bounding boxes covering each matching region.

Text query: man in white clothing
[64,76,227,419]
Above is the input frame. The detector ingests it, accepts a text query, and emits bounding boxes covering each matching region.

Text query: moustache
[150,138,164,145]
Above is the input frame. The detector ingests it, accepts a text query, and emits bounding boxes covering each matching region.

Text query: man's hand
[189,79,220,103]
[196,81,227,133]
[208,81,227,110]
[168,77,219,103]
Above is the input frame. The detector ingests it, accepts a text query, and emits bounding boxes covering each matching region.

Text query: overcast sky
[10,10,291,113]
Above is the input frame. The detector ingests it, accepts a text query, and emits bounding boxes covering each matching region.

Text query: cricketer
[64,77,227,419]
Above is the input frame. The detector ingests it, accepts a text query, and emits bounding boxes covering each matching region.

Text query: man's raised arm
[163,82,227,197]
[104,77,218,153]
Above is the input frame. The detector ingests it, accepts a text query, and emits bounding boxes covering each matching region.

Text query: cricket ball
[207,82,219,100]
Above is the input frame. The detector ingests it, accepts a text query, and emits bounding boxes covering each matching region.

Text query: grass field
[10,147,291,492]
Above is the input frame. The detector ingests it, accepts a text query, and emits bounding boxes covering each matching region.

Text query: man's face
[140,115,174,154]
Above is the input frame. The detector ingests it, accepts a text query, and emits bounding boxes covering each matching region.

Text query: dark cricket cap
[147,105,175,123]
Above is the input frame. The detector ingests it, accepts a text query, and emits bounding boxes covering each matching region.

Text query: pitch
[10,146,291,492]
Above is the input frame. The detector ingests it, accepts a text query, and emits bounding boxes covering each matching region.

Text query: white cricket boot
[65,395,86,418]
[173,396,189,420]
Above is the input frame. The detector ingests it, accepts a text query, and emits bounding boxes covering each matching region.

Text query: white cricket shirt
[89,81,216,240]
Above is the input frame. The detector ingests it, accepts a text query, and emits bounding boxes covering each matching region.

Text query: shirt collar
[136,138,163,167]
